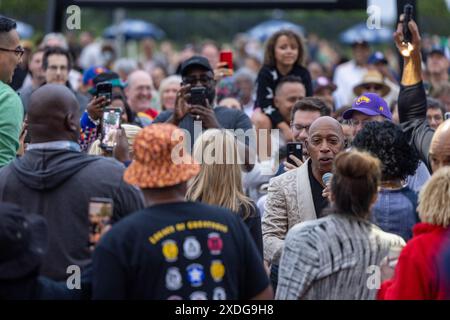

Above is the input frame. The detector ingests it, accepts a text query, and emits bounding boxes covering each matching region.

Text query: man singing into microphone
[262,116,345,288]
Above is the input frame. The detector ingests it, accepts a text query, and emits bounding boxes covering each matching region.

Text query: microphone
[322,172,333,186]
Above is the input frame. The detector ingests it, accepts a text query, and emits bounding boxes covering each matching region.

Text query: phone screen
[189,87,207,107]
[287,142,303,166]
[101,108,122,150]
[88,197,113,250]
[220,51,233,71]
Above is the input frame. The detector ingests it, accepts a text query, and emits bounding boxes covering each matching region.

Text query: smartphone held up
[219,51,233,71]
[400,4,414,57]
[96,81,112,102]
[100,107,122,151]
[188,86,208,107]
[287,142,303,166]
[88,197,113,250]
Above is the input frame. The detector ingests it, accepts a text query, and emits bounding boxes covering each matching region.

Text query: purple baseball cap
[342,92,392,120]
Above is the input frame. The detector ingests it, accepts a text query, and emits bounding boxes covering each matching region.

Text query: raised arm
[394,16,434,170]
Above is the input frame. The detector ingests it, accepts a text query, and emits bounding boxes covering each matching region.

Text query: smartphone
[96,81,112,102]
[220,50,233,71]
[189,86,207,107]
[88,197,113,250]
[287,142,303,166]
[445,112,450,120]
[100,107,122,151]
[402,4,413,43]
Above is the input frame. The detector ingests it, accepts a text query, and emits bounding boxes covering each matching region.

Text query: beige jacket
[262,159,317,264]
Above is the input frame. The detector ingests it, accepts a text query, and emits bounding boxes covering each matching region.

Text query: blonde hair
[87,139,105,156]
[121,124,142,154]
[186,129,254,219]
[418,167,450,227]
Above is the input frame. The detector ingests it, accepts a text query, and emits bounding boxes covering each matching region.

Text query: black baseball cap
[0,203,48,280]
[352,39,369,47]
[89,71,125,95]
[180,56,213,77]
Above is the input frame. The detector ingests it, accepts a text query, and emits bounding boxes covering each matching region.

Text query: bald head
[309,116,344,139]
[125,70,153,112]
[28,84,80,143]
[306,116,346,179]
[430,119,450,172]
[127,70,153,88]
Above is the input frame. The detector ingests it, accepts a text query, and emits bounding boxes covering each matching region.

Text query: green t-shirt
[0,80,24,167]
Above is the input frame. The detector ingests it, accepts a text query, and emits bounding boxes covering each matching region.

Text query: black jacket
[0,149,144,280]
[398,81,435,171]
[0,268,91,300]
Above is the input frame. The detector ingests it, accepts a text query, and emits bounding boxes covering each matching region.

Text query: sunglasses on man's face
[0,46,25,59]
[182,75,213,86]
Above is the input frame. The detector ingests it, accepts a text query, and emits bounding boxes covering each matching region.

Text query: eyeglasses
[348,119,372,127]
[0,46,25,58]
[291,124,311,132]
[182,75,213,85]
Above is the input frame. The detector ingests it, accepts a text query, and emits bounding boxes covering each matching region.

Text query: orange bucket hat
[124,123,200,188]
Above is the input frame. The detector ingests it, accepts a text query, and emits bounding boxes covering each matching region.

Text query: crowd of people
[1,12,450,300]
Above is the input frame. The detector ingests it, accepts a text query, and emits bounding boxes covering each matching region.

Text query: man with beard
[154,56,254,170]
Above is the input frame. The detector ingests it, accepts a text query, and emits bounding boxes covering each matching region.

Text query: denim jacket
[372,186,419,241]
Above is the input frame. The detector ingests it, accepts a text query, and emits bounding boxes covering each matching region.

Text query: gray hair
[113,58,138,76]
[40,33,68,50]
[233,67,257,84]
[159,75,181,95]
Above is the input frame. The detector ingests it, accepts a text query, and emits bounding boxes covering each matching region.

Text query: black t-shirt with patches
[92,201,269,300]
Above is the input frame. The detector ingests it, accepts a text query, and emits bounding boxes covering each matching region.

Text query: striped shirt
[276,213,405,300]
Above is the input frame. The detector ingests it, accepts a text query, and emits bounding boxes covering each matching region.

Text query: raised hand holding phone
[96,81,112,102]
[284,142,304,171]
[169,83,192,125]
[100,107,122,151]
[394,4,421,59]
[393,5,422,86]
[87,96,108,121]
[88,197,113,251]
[112,128,130,163]
[189,101,221,129]
[220,51,233,70]
[214,51,234,80]
[188,86,207,107]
